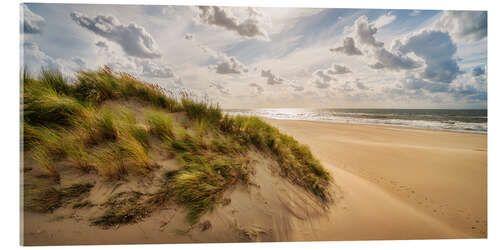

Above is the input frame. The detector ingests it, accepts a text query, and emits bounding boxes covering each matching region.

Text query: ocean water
[224,108,487,133]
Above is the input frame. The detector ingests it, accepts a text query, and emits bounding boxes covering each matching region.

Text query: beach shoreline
[224,108,487,134]
[259,117,488,135]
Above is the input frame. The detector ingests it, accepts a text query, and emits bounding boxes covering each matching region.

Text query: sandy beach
[265,119,487,240]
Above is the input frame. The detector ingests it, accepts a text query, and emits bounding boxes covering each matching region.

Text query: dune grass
[24,183,94,213]
[22,67,332,225]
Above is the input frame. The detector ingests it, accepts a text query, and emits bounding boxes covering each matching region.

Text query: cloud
[249,83,264,94]
[309,64,352,89]
[184,33,194,40]
[450,74,487,102]
[337,15,421,72]
[95,41,109,49]
[261,69,285,85]
[139,60,175,78]
[434,11,487,42]
[472,66,485,76]
[22,5,45,34]
[196,6,269,40]
[354,16,384,47]
[70,12,161,58]
[328,64,352,74]
[402,74,449,93]
[95,45,180,83]
[210,56,248,74]
[396,30,461,83]
[196,43,248,75]
[330,37,362,56]
[71,57,87,69]
[310,79,330,89]
[369,47,421,71]
[209,81,230,95]
[355,79,369,90]
[372,13,397,28]
[289,83,304,92]
[313,69,334,83]
[23,42,64,72]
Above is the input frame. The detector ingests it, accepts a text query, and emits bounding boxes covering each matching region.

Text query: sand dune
[23,119,487,244]
[266,119,487,240]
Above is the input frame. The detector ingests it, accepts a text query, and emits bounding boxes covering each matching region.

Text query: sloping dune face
[21,68,335,245]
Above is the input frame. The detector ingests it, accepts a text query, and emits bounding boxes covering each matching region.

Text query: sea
[224,108,487,134]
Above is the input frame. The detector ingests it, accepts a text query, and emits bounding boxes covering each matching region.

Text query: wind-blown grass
[25,183,94,213]
[145,109,175,141]
[22,67,332,225]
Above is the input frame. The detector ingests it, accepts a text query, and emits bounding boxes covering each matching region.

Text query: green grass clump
[91,191,154,228]
[31,145,59,180]
[166,154,250,223]
[73,67,181,111]
[163,129,251,223]
[145,109,174,140]
[181,97,222,124]
[65,140,94,172]
[25,183,94,213]
[24,87,85,126]
[39,69,71,95]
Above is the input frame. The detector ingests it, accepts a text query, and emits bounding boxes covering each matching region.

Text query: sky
[21,4,487,109]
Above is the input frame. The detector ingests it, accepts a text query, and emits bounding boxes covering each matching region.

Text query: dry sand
[265,119,487,240]
[22,120,487,245]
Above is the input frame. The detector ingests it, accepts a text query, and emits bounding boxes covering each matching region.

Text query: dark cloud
[355,79,369,90]
[197,6,269,40]
[70,12,161,58]
[249,83,264,94]
[211,56,248,74]
[328,64,352,75]
[397,30,461,83]
[313,69,334,83]
[313,64,351,81]
[435,11,487,42]
[22,5,45,34]
[71,57,87,69]
[369,62,385,69]
[184,33,194,40]
[95,41,108,49]
[310,79,330,89]
[330,37,362,56]
[369,47,421,71]
[402,76,449,93]
[472,66,485,77]
[209,81,230,95]
[452,85,487,102]
[354,16,384,47]
[261,69,285,85]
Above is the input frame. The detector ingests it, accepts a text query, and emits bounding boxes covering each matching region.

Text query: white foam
[224,109,487,134]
